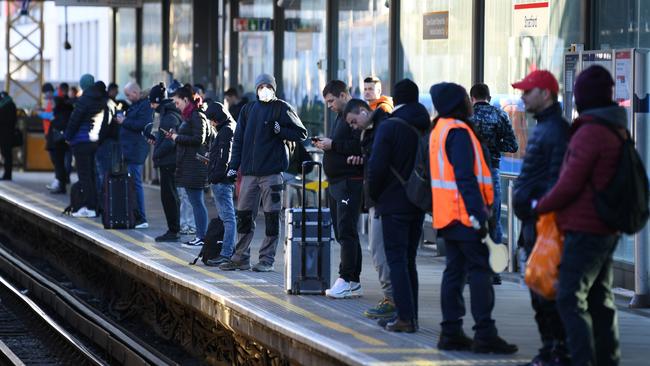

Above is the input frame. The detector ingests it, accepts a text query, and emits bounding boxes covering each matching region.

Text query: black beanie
[574,65,615,113]
[149,82,166,104]
[429,82,467,117]
[205,101,231,123]
[393,78,419,105]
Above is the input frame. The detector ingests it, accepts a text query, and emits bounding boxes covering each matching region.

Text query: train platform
[0,172,649,366]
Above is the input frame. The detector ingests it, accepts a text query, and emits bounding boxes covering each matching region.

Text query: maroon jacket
[536,105,626,235]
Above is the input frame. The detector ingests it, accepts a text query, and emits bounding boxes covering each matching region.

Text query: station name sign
[55,0,142,7]
[422,11,449,40]
[513,1,549,37]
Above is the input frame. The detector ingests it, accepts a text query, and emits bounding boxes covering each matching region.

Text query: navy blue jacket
[230,99,307,176]
[152,100,181,168]
[367,103,430,215]
[513,102,569,248]
[323,112,363,182]
[65,84,107,146]
[119,98,153,164]
[437,127,491,241]
[361,108,389,209]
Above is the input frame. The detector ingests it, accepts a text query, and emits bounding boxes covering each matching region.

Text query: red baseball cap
[512,70,559,94]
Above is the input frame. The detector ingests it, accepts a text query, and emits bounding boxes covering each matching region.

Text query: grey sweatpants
[368,207,393,301]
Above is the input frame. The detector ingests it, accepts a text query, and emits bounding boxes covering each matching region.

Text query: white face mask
[257,87,275,103]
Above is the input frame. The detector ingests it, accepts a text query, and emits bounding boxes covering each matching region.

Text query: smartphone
[159,128,171,135]
[195,153,209,165]
[310,136,321,142]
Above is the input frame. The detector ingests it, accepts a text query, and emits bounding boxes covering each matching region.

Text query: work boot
[363,299,396,319]
[437,331,473,351]
[219,260,251,271]
[472,336,518,354]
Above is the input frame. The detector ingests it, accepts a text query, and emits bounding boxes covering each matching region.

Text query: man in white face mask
[220,73,307,273]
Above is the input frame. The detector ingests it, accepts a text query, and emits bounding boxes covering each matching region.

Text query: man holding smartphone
[318,80,364,299]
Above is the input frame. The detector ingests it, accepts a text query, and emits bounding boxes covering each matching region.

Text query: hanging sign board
[422,11,449,40]
[513,1,549,37]
[55,0,142,7]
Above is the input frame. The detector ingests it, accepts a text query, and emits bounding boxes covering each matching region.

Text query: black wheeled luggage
[102,173,136,229]
[284,161,331,295]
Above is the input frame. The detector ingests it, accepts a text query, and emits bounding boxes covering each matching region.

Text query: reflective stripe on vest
[429,118,494,229]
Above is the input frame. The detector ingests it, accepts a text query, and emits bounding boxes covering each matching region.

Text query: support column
[161,0,170,73]
[471,0,485,85]
[273,1,285,98]
[324,0,339,135]
[135,6,143,86]
[389,0,402,92]
[229,0,239,90]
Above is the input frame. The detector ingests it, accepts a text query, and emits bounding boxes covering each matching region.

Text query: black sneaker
[472,336,518,354]
[155,231,180,242]
[219,260,251,271]
[205,255,230,267]
[182,237,204,247]
[437,332,473,351]
[384,318,416,333]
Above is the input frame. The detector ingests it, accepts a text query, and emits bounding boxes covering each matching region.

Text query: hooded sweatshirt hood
[580,105,628,129]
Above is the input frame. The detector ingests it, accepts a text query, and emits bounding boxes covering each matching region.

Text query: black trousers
[382,213,424,322]
[71,142,98,210]
[327,178,363,283]
[50,145,71,185]
[159,164,180,233]
[0,144,12,179]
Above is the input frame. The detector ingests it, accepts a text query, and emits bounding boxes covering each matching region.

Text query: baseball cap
[512,70,559,94]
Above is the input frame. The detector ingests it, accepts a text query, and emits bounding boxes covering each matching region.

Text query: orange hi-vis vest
[429,118,494,229]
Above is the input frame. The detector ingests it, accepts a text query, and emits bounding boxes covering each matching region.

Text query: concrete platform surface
[1,172,649,366]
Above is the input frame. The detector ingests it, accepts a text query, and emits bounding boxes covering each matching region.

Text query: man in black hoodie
[317,80,364,299]
[367,79,429,333]
[149,83,183,242]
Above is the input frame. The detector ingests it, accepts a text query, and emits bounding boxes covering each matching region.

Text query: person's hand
[346,155,363,165]
[469,215,488,238]
[315,137,332,151]
[147,138,155,145]
[115,114,125,124]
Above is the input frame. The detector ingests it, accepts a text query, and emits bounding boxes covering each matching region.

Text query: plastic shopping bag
[525,213,564,300]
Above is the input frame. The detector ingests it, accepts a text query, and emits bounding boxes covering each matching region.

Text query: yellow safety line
[0,184,385,346]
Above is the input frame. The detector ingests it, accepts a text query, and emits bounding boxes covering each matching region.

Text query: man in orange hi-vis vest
[429,82,518,355]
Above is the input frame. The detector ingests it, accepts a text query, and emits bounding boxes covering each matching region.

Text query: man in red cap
[512,70,571,366]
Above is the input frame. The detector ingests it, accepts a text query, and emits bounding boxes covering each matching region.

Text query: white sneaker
[134,221,149,229]
[326,278,354,299]
[71,207,97,218]
[350,281,363,298]
[46,179,60,191]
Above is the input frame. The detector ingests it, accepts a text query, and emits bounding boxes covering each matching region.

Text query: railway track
[0,244,177,366]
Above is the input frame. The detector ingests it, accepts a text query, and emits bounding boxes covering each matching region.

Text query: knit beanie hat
[255,73,277,91]
[429,82,467,117]
[205,101,232,123]
[79,74,95,91]
[167,79,182,97]
[574,65,615,113]
[149,82,166,104]
[393,78,419,105]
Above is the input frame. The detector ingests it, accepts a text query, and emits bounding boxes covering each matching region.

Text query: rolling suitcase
[285,161,331,295]
[102,173,136,229]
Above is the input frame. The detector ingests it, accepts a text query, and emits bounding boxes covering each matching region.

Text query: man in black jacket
[512,70,570,366]
[343,99,395,317]
[204,102,237,266]
[150,83,183,242]
[316,80,364,299]
[221,74,307,272]
[0,92,17,181]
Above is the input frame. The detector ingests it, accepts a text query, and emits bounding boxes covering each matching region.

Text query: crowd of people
[0,64,630,366]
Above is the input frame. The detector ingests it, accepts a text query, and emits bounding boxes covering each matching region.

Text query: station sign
[285,18,322,33]
[422,11,449,40]
[513,1,549,37]
[55,0,142,7]
[233,18,273,32]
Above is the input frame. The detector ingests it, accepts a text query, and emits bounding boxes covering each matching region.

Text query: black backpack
[189,217,224,265]
[62,182,84,215]
[388,118,432,213]
[591,122,649,234]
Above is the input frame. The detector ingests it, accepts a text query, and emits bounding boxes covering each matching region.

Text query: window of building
[338,0,389,99]
[170,0,193,84]
[116,8,136,94]
[142,1,162,89]
[282,0,327,135]
[400,0,473,110]
[237,0,273,97]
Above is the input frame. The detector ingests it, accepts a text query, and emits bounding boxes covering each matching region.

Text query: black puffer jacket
[0,94,17,147]
[361,108,389,209]
[513,102,569,248]
[207,103,236,184]
[65,82,107,146]
[368,103,430,215]
[323,112,363,182]
[230,99,307,176]
[175,108,210,189]
[153,100,181,168]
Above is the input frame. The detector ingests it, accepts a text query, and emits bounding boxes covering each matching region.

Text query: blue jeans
[177,187,195,230]
[490,168,503,243]
[184,187,208,239]
[128,164,146,222]
[211,183,236,257]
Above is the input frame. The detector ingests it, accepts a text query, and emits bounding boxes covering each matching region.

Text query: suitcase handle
[301,161,323,242]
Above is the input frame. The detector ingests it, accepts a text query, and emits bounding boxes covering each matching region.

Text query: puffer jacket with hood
[65,82,107,146]
[536,105,626,235]
[175,107,210,189]
[367,102,430,215]
[206,102,237,184]
[152,99,182,167]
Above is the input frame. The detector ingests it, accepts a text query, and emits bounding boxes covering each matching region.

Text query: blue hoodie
[367,102,430,215]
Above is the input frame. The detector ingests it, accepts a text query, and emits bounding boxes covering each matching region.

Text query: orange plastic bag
[525,213,564,300]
